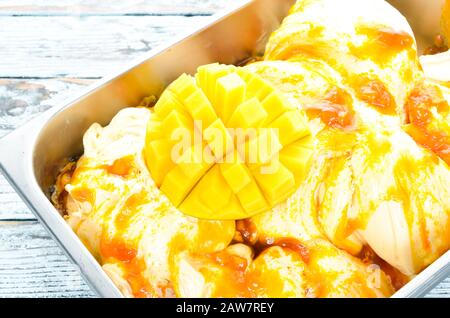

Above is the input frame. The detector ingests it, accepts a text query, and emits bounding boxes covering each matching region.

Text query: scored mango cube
[237,179,269,214]
[220,154,252,193]
[261,92,294,125]
[161,146,212,207]
[195,63,212,91]
[146,118,163,141]
[198,165,232,210]
[269,110,310,146]
[252,160,296,206]
[160,167,193,207]
[180,165,247,220]
[184,90,217,129]
[181,185,246,220]
[204,118,234,160]
[154,90,187,118]
[215,73,246,122]
[197,64,233,103]
[227,97,268,129]
[179,195,210,219]
[144,63,314,220]
[174,145,212,180]
[162,109,193,141]
[169,74,197,100]
[144,140,174,187]
[241,71,273,100]
[214,194,248,220]
[279,141,314,183]
[243,128,282,166]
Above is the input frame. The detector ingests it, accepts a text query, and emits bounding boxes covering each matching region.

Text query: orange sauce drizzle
[100,237,137,263]
[236,220,309,263]
[235,219,258,245]
[70,187,94,204]
[123,260,153,298]
[210,250,248,272]
[404,84,450,165]
[305,87,355,129]
[100,237,159,297]
[392,157,433,252]
[256,237,310,263]
[205,250,253,298]
[106,155,137,177]
[351,25,414,65]
[99,189,160,298]
[115,191,148,232]
[350,75,396,115]
[266,25,326,61]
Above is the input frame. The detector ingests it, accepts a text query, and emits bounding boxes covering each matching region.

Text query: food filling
[52,0,450,298]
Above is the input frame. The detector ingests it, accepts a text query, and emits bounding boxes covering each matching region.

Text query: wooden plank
[0,78,92,220]
[0,0,243,16]
[426,280,450,298]
[0,78,93,137]
[0,16,208,78]
[0,221,95,297]
[0,175,33,220]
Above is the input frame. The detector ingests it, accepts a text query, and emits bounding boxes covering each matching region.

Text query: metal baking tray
[0,0,448,298]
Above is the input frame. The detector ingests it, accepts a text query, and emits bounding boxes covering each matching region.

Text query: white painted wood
[0,0,242,16]
[0,175,33,220]
[0,16,208,78]
[0,78,93,138]
[0,221,95,298]
[427,280,450,298]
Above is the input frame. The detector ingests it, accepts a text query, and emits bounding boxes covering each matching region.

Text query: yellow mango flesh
[227,97,268,128]
[144,63,314,219]
[204,118,234,160]
[243,128,283,168]
[279,137,315,183]
[237,179,269,215]
[145,140,174,186]
[220,152,252,193]
[252,159,296,206]
[215,73,246,122]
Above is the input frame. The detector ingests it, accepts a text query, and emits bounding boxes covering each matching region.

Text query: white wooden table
[0,0,448,298]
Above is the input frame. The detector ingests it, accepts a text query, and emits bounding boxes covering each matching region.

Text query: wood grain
[0,221,95,297]
[0,0,241,16]
[0,175,33,220]
[427,280,450,298]
[0,78,93,138]
[0,78,93,220]
[0,16,208,78]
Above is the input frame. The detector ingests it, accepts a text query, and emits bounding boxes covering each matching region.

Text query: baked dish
[52,0,450,298]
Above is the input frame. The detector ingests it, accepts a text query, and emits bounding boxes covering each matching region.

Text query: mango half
[144,63,313,219]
